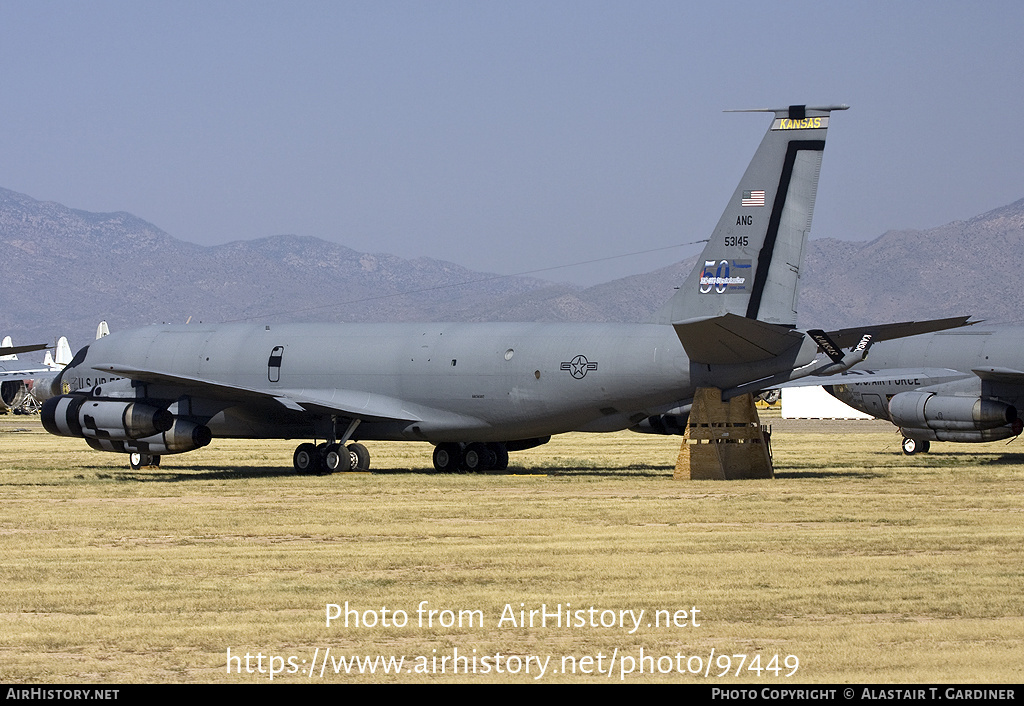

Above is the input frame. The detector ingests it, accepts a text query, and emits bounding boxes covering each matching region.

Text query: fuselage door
[268,346,284,383]
[861,393,887,419]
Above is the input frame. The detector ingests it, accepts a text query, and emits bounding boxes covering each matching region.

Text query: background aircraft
[39,105,964,473]
[1,330,89,414]
[820,325,1024,454]
[0,337,50,414]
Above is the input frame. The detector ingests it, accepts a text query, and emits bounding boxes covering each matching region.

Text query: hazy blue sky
[1,1,1021,284]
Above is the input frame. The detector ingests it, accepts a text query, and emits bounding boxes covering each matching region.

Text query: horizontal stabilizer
[718,316,977,399]
[822,316,973,349]
[674,313,804,364]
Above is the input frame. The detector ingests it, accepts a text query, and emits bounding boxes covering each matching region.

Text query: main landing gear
[293,442,371,475]
[293,417,369,475]
[432,442,509,473]
[901,437,930,455]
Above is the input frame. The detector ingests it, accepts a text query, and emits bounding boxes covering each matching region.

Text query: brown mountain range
[2,186,1021,351]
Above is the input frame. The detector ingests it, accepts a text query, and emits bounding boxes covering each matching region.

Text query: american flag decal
[742,189,765,207]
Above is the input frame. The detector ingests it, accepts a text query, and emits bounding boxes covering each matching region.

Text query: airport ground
[1,412,1022,683]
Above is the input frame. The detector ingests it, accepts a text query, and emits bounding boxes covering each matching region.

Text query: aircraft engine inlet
[1,380,28,411]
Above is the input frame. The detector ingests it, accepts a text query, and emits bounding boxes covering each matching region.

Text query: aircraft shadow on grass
[85,463,675,482]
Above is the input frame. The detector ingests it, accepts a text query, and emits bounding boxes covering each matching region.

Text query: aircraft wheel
[487,443,509,470]
[432,443,463,473]
[347,443,370,471]
[129,452,151,470]
[901,437,930,455]
[314,443,331,475]
[324,443,345,473]
[759,389,781,405]
[293,443,318,474]
[463,442,498,472]
[462,443,487,472]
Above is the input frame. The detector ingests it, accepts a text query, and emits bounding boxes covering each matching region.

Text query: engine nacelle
[41,395,174,440]
[85,419,213,455]
[631,413,690,435]
[889,391,1018,432]
[902,426,1020,443]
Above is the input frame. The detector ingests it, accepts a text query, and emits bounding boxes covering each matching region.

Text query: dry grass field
[1,412,1022,683]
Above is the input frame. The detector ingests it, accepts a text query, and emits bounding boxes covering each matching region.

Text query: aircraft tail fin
[55,336,73,366]
[653,104,847,327]
[0,336,15,361]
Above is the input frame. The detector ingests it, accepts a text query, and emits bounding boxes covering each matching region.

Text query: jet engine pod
[157,419,213,453]
[41,395,174,440]
[85,419,213,455]
[888,391,1018,432]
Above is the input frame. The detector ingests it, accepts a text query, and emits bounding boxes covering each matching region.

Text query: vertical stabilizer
[654,105,846,326]
[55,336,73,366]
[0,336,16,361]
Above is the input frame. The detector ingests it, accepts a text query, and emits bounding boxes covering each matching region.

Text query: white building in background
[782,386,874,420]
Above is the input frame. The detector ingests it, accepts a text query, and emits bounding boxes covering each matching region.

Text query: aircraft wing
[98,364,422,423]
[0,366,50,379]
[768,367,969,389]
[971,367,1024,384]
[0,343,49,357]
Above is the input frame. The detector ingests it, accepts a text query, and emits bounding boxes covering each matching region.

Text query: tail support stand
[675,387,774,480]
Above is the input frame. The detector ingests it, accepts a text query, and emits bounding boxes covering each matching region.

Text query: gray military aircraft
[38,104,966,472]
[817,325,1024,454]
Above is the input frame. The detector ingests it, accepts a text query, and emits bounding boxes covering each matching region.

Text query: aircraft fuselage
[59,321,707,443]
[825,327,1024,449]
